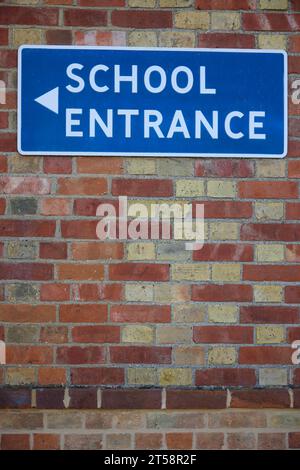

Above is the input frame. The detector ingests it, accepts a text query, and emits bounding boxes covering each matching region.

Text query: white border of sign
[18,45,288,158]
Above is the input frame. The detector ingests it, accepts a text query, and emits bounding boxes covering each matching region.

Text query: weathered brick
[174,11,209,29]
[211,12,241,30]
[259,368,288,386]
[208,347,237,365]
[208,304,238,323]
[256,326,285,344]
[174,346,205,365]
[128,368,158,385]
[122,325,154,343]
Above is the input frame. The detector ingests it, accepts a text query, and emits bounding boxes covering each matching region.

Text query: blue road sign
[18,46,287,158]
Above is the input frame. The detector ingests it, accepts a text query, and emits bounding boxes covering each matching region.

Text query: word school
[66,64,266,141]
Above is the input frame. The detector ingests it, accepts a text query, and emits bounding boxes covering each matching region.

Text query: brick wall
[0,0,300,450]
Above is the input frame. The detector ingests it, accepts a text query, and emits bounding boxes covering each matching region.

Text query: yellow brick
[127,368,157,385]
[256,326,285,344]
[125,284,154,302]
[255,202,284,221]
[160,0,193,6]
[157,326,191,344]
[208,347,237,365]
[173,304,205,323]
[9,155,41,173]
[122,325,154,344]
[154,284,190,303]
[6,368,35,385]
[128,31,157,47]
[159,31,195,47]
[15,0,39,4]
[127,158,156,175]
[172,263,210,281]
[207,181,236,198]
[256,160,286,177]
[259,368,287,386]
[211,12,240,30]
[127,242,156,260]
[256,244,285,262]
[174,11,210,30]
[174,347,205,365]
[129,0,156,6]
[13,28,43,48]
[210,222,239,240]
[174,220,208,241]
[258,34,287,50]
[128,199,187,218]
[211,263,241,282]
[254,285,283,303]
[259,0,288,9]
[208,304,238,323]
[176,179,205,197]
[159,368,192,386]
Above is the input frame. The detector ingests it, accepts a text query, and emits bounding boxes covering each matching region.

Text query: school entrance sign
[18,46,287,158]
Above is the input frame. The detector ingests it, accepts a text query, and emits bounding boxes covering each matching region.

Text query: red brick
[38,367,66,385]
[77,283,123,302]
[135,433,163,450]
[1,434,30,450]
[60,304,108,323]
[0,199,6,214]
[196,433,224,450]
[289,117,300,137]
[68,388,98,409]
[244,265,300,282]
[241,223,300,241]
[0,112,8,129]
[33,434,60,450]
[1,91,17,110]
[0,50,16,68]
[43,156,72,174]
[40,242,67,259]
[40,284,70,302]
[64,9,107,27]
[112,178,173,196]
[0,262,53,280]
[41,198,72,216]
[111,10,172,28]
[193,201,252,219]
[288,160,300,177]
[71,367,124,385]
[72,325,120,343]
[285,286,300,303]
[166,390,226,409]
[196,368,256,387]
[77,157,123,174]
[61,220,98,239]
[289,56,300,74]
[258,433,286,450]
[240,306,300,323]
[58,264,104,280]
[0,28,8,46]
[0,389,31,409]
[239,347,292,364]
[289,433,300,449]
[227,432,255,449]
[295,390,300,408]
[287,203,300,220]
[57,346,105,364]
[294,369,300,385]
[58,177,107,195]
[231,390,290,408]
[291,0,300,11]
[287,327,300,342]
[239,181,298,199]
[102,389,161,409]
[36,389,64,409]
[243,13,300,31]
[0,133,16,152]
[289,35,300,52]
[287,140,300,157]
[194,326,253,344]
[196,0,255,8]
[0,176,50,194]
[286,244,300,262]
[0,304,56,323]
[0,6,58,25]
[72,242,123,260]
[74,198,119,216]
[0,155,7,173]
[46,29,72,45]
[109,263,169,281]
[193,243,253,261]
[166,433,193,450]
[192,284,252,302]
[195,159,254,177]
[111,305,171,323]
[0,219,55,237]
[110,346,171,364]
[79,0,125,4]
[6,345,53,364]
[40,326,68,344]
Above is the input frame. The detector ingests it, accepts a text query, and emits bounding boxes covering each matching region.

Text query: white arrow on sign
[35,87,59,114]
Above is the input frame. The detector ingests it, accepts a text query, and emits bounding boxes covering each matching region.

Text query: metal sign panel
[18,46,287,158]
